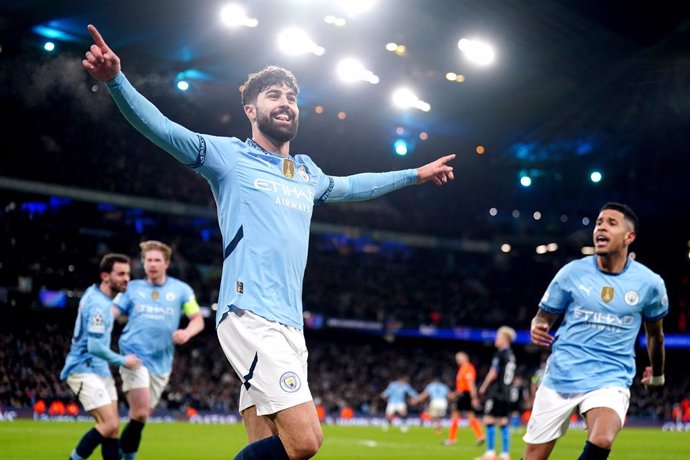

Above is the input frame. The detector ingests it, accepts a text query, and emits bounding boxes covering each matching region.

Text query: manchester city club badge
[279,371,301,393]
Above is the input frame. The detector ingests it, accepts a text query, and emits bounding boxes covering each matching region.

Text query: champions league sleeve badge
[88,313,106,333]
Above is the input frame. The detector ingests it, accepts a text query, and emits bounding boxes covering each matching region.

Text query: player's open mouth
[595,235,609,247]
[273,111,292,123]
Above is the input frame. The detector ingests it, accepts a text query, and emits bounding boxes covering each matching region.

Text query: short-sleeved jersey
[456,362,477,393]
[540,256,669,393]
[424,381,450,402]
[114,277,197,374]
[488,348,516,400]
[382,381,418,404]
[60,285,116,380]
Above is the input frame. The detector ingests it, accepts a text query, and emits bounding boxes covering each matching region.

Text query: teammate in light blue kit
[61,254,141,460]
[114,241,204,460]
[413,378,451,434]
[523,203,668,460]
[83,24,454,460]
[381,377,420,432]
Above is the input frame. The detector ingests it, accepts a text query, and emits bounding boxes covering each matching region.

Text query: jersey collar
[246,138,294,161]
[592,254,632,276]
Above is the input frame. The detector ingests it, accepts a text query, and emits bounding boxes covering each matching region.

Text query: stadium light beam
[336,0,377,17]
[393,139,408,156]
[336,58,379,84]
[220,4,258,28]
[278,28,324,56]
[392,88,430,112]
[458,38,495,66]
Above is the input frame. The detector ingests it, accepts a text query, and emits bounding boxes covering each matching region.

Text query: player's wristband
[648,375,665,386]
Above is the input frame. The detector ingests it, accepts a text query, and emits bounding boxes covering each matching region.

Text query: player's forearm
[479,370,497,393]
[645,321,665,376]
[185,314,205,337]
[87,337,127,366]
[532,308,559,330]
[106,72,204,166]
[325,170,418,202]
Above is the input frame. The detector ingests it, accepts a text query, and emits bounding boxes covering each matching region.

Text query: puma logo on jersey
[578,284,592,295]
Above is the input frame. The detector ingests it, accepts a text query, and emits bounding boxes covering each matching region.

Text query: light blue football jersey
[60,285,116,379]
[539,256,668,393]
[106,72,417,329]
[383,381,419,404]
[114,277,196,375]
[424,381,450,402]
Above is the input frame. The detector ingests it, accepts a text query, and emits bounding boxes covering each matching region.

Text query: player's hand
[123,354,142,369]
[83,24,121,82]
[530,317,554,347]
[471,396,480,410]
[416,154,455,186]
[641,366,665,388]
[172,329,191,345]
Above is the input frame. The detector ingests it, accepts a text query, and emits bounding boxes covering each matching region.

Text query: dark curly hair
[241,65,299,106]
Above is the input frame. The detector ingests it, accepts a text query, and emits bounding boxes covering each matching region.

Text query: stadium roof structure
[1,0,690,233]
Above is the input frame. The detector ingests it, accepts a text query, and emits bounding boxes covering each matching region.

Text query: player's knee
[290,429,323,459]
[98,418,119,437]
[129,406,149,422]
[588,433,615,450]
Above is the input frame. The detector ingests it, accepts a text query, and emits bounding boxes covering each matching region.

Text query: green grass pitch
[0,420,686,459]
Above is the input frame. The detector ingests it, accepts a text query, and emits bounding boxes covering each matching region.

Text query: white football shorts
[217,307,313,416]
[523,385,630,444]
[66,373,117,412]
[386,402,408,417]
[119,365,171,409]
[428,399,449,418]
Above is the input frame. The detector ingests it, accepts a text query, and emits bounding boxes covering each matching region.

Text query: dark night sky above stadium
[1,0,689,235]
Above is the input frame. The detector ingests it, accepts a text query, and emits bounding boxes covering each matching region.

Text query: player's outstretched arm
[83,24,121,82]
[81,24,210,168]
[530,308,559,347]
[323,154,455,203]
[416,154,455,186]
[641,318,665,388]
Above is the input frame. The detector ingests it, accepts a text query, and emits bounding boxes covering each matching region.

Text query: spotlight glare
[220,4,257,28]
[336,58,379,84]
[394,139,408,156]
[581,246,596,255]
[520,176,532,187]
[176,80,190,91]
[458,38,495,65]
[337,0,376,17]
[500,243,511,253]
[278,28,323,56]
[590,171,602,183]
[392,88,417,108]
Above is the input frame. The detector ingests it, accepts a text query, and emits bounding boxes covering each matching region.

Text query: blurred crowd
[1,313,688,424]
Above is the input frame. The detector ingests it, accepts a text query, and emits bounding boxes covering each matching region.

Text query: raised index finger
[87,24,108,48]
